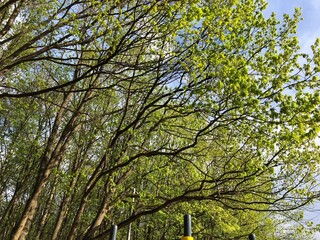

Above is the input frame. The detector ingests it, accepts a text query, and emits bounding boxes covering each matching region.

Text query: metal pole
[181,214,194,240]
[126,188,136,240]
[184,215,192,236]
[126,221,132,240]
[248,233,256,240]
[109,225,118,240]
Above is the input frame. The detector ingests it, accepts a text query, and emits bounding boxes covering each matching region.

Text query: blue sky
[265,0,320,54]
[265,1,320,239]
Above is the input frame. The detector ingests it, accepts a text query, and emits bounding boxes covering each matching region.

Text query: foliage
[1,0,320,239]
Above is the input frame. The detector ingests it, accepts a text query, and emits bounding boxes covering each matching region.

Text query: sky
[265,0,320,54]
[265,1,320,239]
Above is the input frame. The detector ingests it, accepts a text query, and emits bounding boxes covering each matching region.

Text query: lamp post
[109,225,118,240]
[248,233,256,240]
[126,188,136,240]
[181,214,194,240]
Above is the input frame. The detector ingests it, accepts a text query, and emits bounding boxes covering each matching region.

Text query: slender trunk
[10,89,74,239]
[51,195,71,240]
[0,184,22,239]
[52,175,78,240]
[35,181,57,240]
[10,170,49,240]
[146,225,152,240]
[160,221,166,240]
[66,154,108,240]
[66,194,88,240]
[0,183,20,228]
[85,198,110,238]
[83,170,132,239]
[83,187,112,239]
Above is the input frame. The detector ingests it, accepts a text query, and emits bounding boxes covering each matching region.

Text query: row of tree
[1,0,320,239]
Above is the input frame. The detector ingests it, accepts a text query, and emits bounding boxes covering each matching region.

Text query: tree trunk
[52,175,78,240]
[10,171,49,240]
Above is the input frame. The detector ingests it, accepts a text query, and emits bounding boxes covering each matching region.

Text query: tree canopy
[1,0,320,239]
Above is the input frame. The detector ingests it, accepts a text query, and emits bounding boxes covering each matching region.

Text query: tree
[1,0,320,239]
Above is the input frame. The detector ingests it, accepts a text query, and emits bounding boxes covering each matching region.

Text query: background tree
[1,0,320,239]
